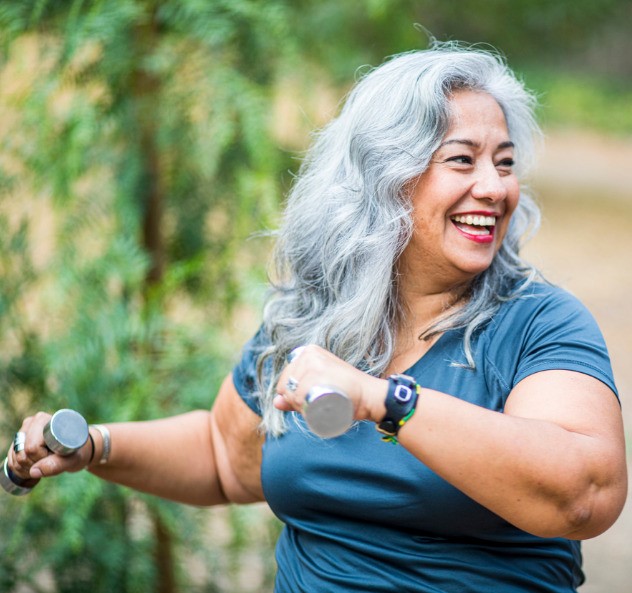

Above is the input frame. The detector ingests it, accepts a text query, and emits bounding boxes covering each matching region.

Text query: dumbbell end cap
[44,409,89,455]
[0,457,38,496]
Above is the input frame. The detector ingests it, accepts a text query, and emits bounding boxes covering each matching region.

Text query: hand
[274,344,388,423]
[7,412,92,482]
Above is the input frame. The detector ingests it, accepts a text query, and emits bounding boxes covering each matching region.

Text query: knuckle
[24,441,41,457]
[40,458,60,477]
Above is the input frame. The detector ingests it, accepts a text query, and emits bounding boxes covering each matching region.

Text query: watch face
[393,384,414,404]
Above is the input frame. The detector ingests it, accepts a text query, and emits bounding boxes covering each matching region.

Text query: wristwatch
[376,373,421,440]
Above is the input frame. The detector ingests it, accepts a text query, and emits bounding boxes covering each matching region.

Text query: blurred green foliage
[524,70,632,135]
[0,1,630,592]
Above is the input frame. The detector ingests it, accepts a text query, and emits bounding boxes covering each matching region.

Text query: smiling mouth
[450,214,496,237]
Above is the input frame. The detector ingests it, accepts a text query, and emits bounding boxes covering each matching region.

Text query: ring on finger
[286,376,299,393]
[13,432,26,454]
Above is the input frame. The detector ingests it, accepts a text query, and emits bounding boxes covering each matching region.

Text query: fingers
[7,413,50,480]
[275,345,389,423]
[6,412,89,481]
[273,393,294,412]
[275,344,356,410]
[276,344,322,411]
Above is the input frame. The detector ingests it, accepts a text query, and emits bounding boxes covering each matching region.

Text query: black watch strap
[376,374,420,441]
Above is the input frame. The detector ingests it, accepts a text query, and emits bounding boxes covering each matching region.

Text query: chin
[453,260,494,281]
[450,248,497,278]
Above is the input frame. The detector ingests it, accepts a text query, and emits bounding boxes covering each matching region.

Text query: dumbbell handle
[1,409,89,496]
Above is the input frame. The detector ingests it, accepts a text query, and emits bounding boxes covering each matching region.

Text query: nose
[470,163,508,202]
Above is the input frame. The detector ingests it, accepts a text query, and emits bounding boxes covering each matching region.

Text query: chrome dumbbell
[1,409,89,496]
[288,347,354,439]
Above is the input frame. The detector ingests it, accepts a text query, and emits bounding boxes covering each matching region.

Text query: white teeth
[451,215,496,226]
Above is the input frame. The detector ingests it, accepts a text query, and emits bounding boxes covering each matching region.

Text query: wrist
[365,377,389,423]
[376,374,421,444]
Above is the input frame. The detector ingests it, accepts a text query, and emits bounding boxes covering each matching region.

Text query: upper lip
[450,210,501,218]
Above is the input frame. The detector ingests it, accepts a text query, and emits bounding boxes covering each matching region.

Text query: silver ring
[286,376,299,393]
[13,432,26,454]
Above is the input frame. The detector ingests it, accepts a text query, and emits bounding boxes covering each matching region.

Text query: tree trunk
[133,9,165,294]
[153,510,177,593]
[131,8,177,593]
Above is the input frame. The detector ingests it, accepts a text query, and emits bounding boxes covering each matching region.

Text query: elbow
[560,499,596,539]
[550,473,628,540]
[520,464,628,540]
[539,442,628,540]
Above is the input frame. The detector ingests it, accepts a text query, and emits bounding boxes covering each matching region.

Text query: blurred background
[0,1,630,592]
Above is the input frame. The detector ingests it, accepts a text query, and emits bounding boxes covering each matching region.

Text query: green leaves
[0,2,288,591]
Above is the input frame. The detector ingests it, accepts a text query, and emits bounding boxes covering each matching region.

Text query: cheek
[497,187,520,244]
[506,178,520,209]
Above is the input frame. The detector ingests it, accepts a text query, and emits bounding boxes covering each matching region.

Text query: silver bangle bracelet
[90,424,111,465]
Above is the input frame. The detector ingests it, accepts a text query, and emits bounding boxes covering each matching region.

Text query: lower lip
[451,221,495,244]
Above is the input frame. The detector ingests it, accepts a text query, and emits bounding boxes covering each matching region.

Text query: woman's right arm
[8,374,265,506]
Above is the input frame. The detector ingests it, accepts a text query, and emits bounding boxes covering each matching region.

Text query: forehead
[444,90,509,138]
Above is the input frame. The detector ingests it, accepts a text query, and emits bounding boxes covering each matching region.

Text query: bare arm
[9,374,264,506]
[397,370,627,539]
[276,346,627,539]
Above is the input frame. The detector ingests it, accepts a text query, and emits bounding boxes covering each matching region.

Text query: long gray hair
[258,42,542,435]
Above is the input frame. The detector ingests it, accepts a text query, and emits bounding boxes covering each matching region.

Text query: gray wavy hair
[257,42,542,435]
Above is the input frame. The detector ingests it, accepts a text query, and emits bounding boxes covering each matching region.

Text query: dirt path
[527,129,632,593]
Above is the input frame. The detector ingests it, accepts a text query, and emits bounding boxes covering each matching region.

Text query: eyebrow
[438,139,515,150]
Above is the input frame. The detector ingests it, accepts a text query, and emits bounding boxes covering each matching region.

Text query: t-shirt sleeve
[232,325,271,416]
[505,287,618,397]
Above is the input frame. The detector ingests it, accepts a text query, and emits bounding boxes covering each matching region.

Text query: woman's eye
[447,155,472,165]
[497,158,515,168]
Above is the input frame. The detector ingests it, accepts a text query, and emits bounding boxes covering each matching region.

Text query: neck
[398,285,467,339]
[396,248,475,326]
[386,282,468,376]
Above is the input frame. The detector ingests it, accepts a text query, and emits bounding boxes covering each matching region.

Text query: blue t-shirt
[232,282,618,593]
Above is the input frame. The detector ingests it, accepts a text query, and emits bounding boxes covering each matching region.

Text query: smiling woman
[5,41,627,593]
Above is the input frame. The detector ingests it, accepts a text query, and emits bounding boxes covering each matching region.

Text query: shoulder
[480,281,617,395]
[231,325,273,416]
[489,281,599,340]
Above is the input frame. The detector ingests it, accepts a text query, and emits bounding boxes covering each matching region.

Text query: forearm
[88,411,229,507]
[398,388,626,539]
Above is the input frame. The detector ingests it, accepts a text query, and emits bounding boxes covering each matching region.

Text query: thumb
[30,454,74,479]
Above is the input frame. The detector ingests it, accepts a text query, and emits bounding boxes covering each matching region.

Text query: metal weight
[287,347,354,439]
[43,409,89,455]
[0,457,39,496]
[303,385,354,439]
[1,409,89,496]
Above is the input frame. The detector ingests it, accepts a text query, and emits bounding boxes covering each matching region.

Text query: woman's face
[401,90,520,290]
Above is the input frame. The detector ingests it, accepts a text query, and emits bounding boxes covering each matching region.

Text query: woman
[6,43,627,592]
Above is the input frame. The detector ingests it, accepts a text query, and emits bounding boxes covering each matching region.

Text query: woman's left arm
[277,347,627,539]
[398,369,627,539]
